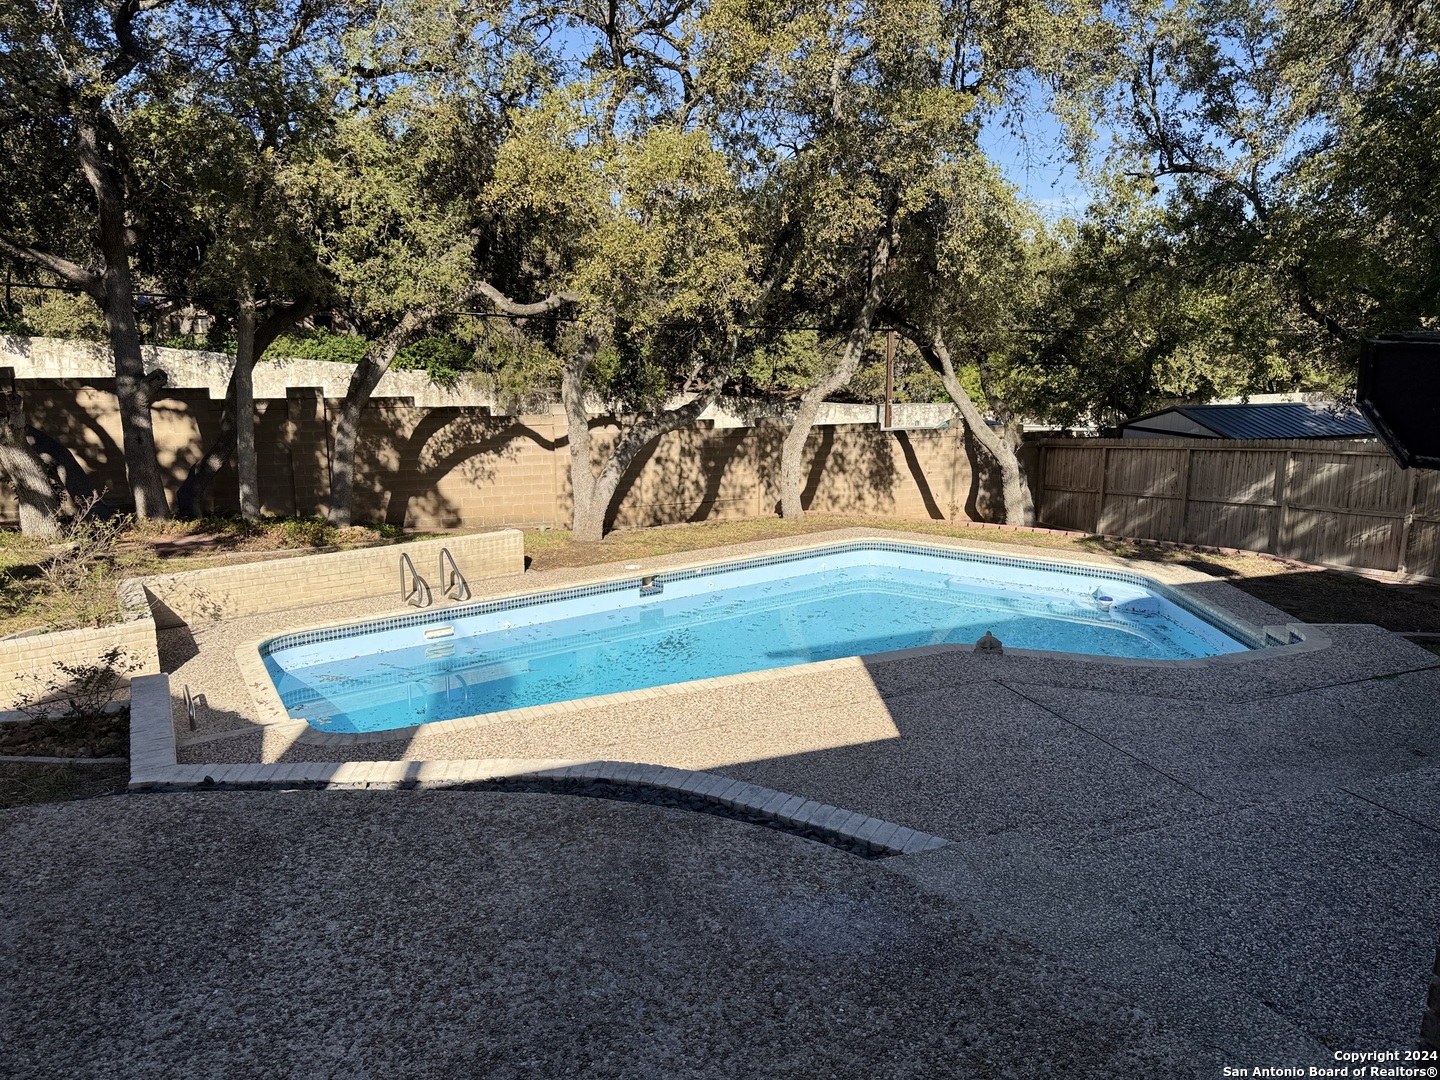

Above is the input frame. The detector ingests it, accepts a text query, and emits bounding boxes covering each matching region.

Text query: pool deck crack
[1336,786,1440,836]
[1002,659,1440,710]
[996,678,1217,804]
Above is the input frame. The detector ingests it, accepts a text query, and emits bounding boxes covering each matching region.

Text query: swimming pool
[260,541,1255,733]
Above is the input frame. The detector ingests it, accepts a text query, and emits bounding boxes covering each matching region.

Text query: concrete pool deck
[6,527,1437,1076]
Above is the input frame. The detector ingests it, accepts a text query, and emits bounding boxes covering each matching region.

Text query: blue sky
[980,104,1093,222]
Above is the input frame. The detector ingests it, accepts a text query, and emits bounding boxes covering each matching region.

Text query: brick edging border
[128,673,947,859]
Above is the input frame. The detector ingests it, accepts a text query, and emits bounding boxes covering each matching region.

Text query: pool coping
[127,672,948,858]
[233,529,1330,748]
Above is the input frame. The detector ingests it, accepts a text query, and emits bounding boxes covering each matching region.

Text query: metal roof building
[1118,401,1375,441]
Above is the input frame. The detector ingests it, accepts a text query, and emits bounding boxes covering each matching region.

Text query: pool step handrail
[183,684,198,732]
[400,551,432,608]
[438,547,470,602]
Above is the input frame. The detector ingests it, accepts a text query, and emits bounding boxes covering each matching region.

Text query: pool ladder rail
[400,552,432,608]
[400,548,470,608]
[439,547,471,602]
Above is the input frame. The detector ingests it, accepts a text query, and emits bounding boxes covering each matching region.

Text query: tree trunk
[915,330,1032,527]
[0,388,59,536]
[77,117,170,520]
[778,229,894,519]
[328,310,434,527]
[234,297,260,521]
[176,299,310,518]
[562,334,731,542]
[560,335,605,543]
[975,352,1034,525]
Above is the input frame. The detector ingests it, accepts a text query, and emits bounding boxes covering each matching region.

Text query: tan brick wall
[0,617,160,709]
[136,529,525,628]
[5,378,984,530]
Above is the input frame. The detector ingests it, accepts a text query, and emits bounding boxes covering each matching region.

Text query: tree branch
[0,237,102,296]
[463,280,582,317]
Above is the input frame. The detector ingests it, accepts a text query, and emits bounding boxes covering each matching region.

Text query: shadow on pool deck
[243,620,1440,1070]
[155,531,1440,1073]
[716,630,1440,1067]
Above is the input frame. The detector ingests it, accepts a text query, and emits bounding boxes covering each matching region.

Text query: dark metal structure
[1118,401,1373,441]
[1358,333,1440,471]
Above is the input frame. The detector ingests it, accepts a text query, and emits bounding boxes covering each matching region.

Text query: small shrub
[14,645,140,725]
[7,646,139,760]
[40,498,129,597]
[394,336,476,387]
[157,331,236,354]
[276,516,334,547]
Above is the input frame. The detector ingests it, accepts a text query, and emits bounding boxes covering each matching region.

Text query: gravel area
[0,790,1191,1079]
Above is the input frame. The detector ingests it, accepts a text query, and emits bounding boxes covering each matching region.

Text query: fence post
[1177,447,1193,540]
[1398,467,1419,575]
[1095,445,1110,534]
[1274,449,1295,557]
[1033,442,1047,527]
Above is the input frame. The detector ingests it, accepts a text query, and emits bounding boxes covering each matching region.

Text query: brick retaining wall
[0,612,159,709]
[135,529,525,628]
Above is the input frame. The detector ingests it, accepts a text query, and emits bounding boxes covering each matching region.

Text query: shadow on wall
[961,425,1009,523]
[351,407,559,530]
[26,384,129,509]
[801,425,952,521]
[7,380,980,531]
[605,421,757,532]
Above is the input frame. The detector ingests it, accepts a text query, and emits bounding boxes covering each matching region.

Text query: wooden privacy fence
[1035,438,1440,579]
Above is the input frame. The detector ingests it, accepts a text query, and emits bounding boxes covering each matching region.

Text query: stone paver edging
[128,672,946,858]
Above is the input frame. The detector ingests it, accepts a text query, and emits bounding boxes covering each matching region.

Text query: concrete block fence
[0,336,1000,529]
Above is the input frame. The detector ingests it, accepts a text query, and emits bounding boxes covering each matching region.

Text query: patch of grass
[0,514,407,635]
[0,760,129,809]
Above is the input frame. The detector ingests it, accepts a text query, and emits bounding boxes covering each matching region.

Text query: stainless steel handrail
[438,547,470,602]
[400,552,432,608]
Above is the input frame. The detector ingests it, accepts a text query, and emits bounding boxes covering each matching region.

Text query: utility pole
[884,328,896,429]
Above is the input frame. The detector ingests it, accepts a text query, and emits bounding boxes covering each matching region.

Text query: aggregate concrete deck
[96,529,1440,1072]
[2,791,1187,1080]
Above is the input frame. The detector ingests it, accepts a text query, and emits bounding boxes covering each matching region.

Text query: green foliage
[849,354,950,405]
[158,331,237,354]
[276,516,334,547]
[0,307,33,336]
[3,0,1434,444]
[264,329,371,365]
[392,336,477,386]
[739,332,829,396]
[18,292,107,342]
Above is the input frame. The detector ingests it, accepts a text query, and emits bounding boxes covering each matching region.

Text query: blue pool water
[262,543,1253,733]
